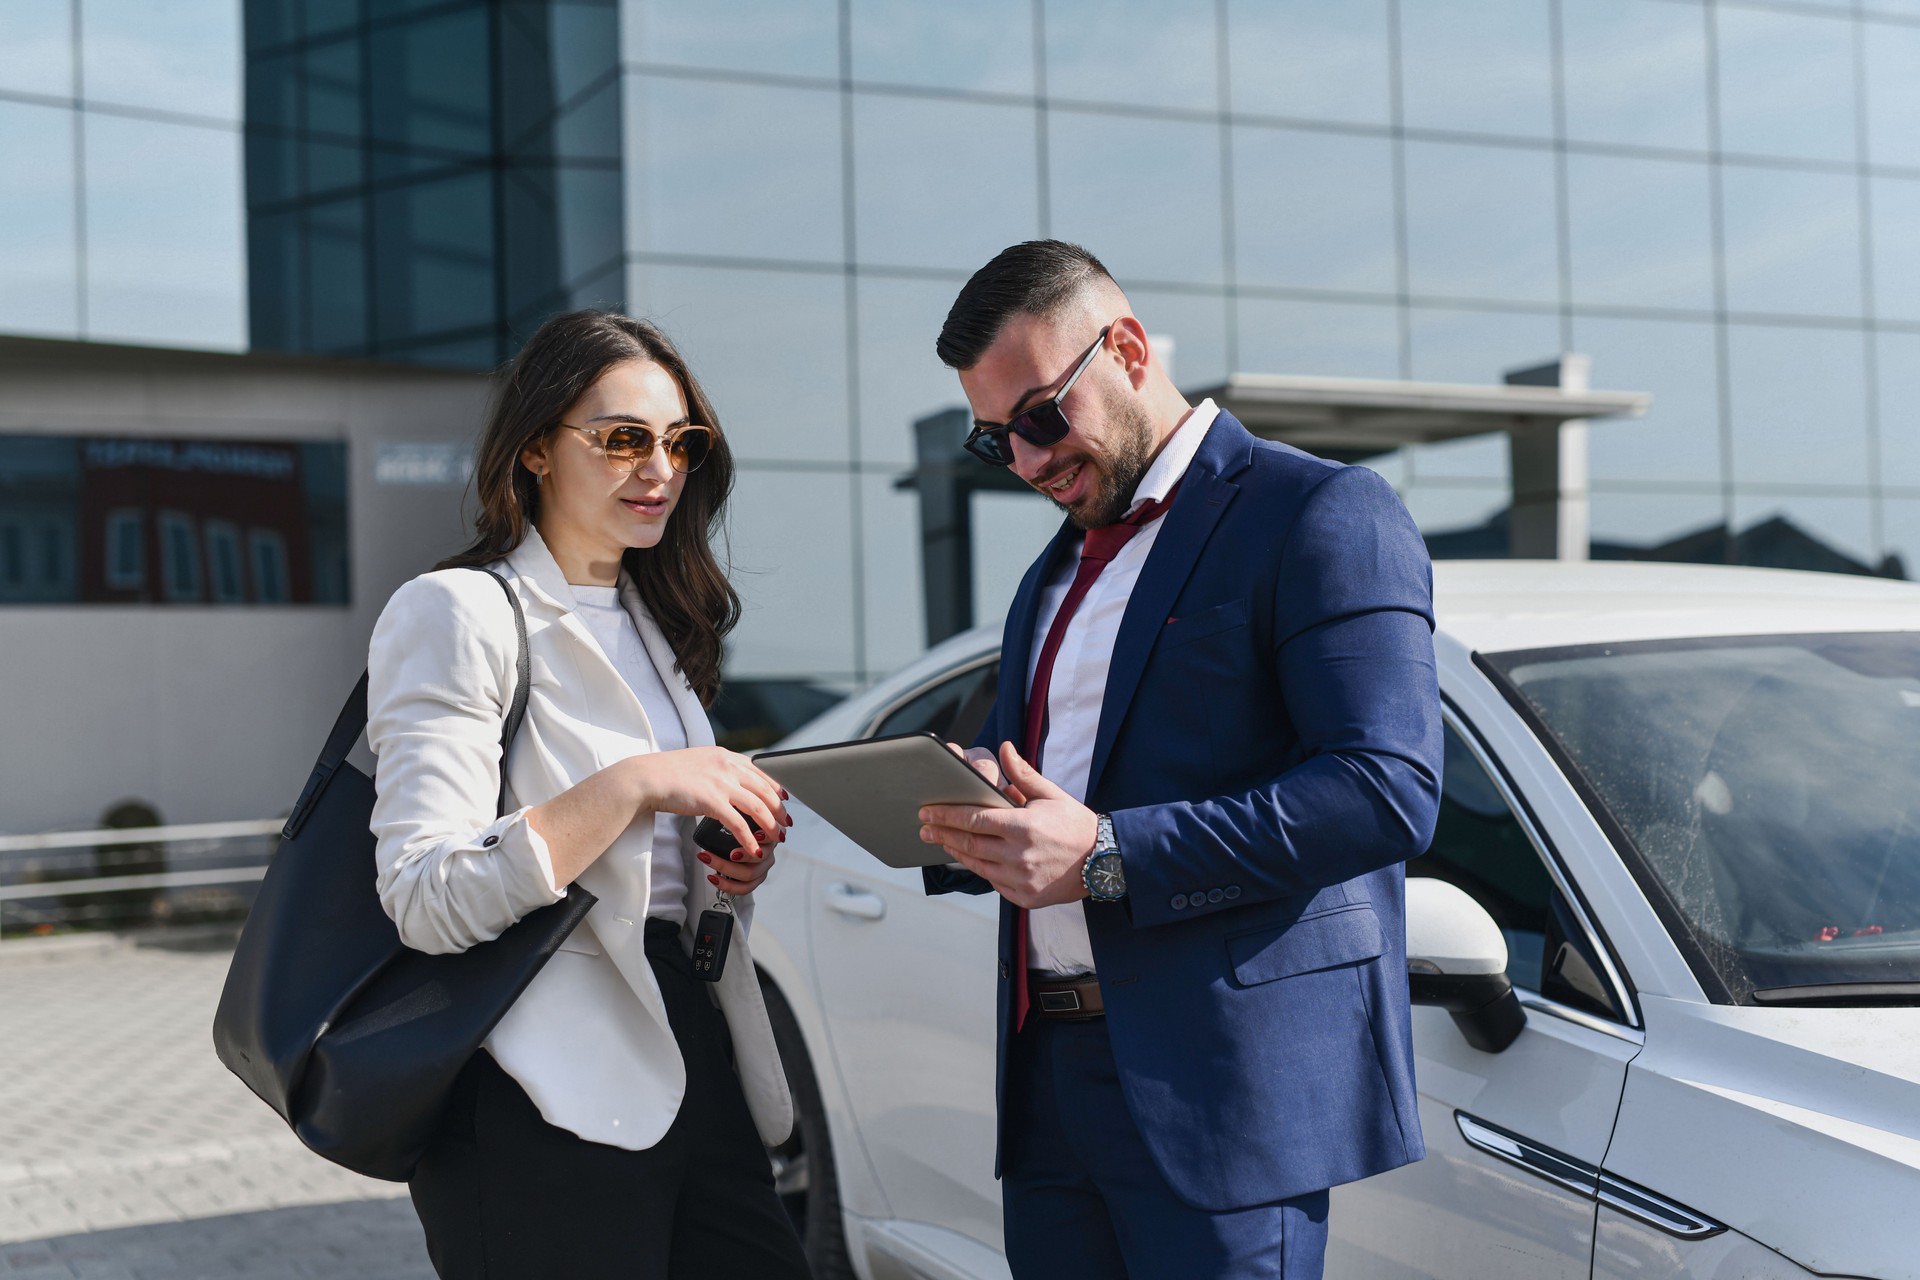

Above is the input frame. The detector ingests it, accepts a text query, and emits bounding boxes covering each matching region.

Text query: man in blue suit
[918,241,1442,1279]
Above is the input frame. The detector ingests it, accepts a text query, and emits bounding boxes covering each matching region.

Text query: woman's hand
[626,746,791,857]
[698,841,778,896]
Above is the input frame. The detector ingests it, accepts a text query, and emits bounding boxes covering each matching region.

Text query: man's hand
[920,742,1097,910]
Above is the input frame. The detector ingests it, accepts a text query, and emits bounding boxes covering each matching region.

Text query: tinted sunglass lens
[965,429,1015,466]
[1012,402,1071,449]
[602,426,656,469]
[669,429,712,473]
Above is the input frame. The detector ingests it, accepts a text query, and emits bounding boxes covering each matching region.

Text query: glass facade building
[6,0,1920,686]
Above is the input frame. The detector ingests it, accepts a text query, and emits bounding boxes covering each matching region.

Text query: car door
[1327,712,1643,1279]
[804,658,1008,1252]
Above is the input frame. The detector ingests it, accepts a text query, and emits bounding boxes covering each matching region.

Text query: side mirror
[1406,878,1526,1053]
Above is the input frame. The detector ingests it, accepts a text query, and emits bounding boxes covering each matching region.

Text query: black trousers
[408,919,811,1280]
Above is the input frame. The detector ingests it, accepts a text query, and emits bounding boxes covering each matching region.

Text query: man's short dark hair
[936,240,1115,371]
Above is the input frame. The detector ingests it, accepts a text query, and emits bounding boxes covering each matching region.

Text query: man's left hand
[919,741,1097,909]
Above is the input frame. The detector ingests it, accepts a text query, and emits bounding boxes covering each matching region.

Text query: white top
[572,584,691,926]
[1024,399,1218,976]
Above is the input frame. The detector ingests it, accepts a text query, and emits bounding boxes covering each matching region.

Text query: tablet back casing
[755,733,1014,869]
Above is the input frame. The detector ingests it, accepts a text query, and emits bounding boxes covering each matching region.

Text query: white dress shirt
[571,584,691,927]
[1024,398,1219,976]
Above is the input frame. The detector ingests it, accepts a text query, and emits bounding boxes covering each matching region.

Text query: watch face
[1088,853,1126,899]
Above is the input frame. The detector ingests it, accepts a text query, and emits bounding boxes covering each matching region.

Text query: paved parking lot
[0,931,433,1278]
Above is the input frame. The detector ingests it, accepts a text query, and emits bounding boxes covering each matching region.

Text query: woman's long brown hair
[437,310,740,706]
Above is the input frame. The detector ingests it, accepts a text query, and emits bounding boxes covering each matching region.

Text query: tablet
[753,732,1017,869]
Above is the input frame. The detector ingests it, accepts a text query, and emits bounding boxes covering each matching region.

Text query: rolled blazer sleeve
[366,571,564,955]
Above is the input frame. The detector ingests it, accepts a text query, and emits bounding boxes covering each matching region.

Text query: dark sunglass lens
[1011,401,1071,448]
[965,429,1015,466]
[669,430,712,473]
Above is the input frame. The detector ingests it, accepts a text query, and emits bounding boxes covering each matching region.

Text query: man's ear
[1109,316,1153,390]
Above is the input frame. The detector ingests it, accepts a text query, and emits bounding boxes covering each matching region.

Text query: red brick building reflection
[78,438,316,604]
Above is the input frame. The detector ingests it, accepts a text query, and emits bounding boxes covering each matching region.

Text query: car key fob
[692,814,740,857]
[691,906,734,982]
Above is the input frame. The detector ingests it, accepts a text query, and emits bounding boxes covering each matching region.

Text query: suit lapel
[1084,414,1253,796]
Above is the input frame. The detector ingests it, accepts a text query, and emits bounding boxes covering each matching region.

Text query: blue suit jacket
[926,410,1442,1211]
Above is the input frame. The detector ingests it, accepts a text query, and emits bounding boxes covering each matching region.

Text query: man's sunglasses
[962,326,1111,467]
[558,421,715,474]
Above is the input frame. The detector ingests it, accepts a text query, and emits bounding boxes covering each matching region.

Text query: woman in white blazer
[365,310,811,1279]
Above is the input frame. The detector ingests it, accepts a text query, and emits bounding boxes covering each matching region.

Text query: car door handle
[823,883,887,920]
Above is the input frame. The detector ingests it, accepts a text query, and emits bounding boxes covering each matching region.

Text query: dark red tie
[1011,483,1180,1031]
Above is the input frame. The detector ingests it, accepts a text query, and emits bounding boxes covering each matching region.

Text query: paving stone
[0,941,428,1277]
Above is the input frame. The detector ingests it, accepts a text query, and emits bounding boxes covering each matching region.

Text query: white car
[744,562,1920,1280]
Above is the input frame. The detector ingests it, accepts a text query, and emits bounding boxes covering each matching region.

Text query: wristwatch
[1082,814,1126,903]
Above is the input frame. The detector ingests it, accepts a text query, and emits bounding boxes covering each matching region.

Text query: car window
[870,662,999,745]
[1414,722,1624,1022]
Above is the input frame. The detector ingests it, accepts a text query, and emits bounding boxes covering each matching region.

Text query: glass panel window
[1570,316,1723,487]
[1559,0,1710,152]
[724,466,858,679]
[857,277,975,469]
[367,7,494,171]
[0,435,348,606]
[623,0,840,79]
[159,511,202,603]
[105,509,145,590]
[1402,140,1560,306]
[371,170,498,348]
[1047,110,1224,286]
[1879,332,1920,490]
[1412,722,1622,1020]
[1226,0,1391,126]
[1872,176,1920,324]
[1232,127,1398,295]
[1565,153,1714,312]
[1726,325,1870,489]
[850,0,1035,95]
[1863,22,1920,170]
[1719,166,1863,320]
[852,95,1039,272]
[873,662,1000,745]
[1714,5,1858,164]
[84,116,247,350]
[205,521,245,603]
[1235,297,1401,380]
[1727,493,1880,576]
[1042,0,1218,112]
[627,264,850,464]
[625,75,844,264]
[1397,0,1555,139]
[0,0,74,98]
[0,101,79,337]
[249,530,290,603]
[82,0,242,121]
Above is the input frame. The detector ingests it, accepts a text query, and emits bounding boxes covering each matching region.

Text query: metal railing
[0,819,282,935]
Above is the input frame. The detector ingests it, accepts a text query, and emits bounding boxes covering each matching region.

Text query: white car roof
[1435,560,1920,654]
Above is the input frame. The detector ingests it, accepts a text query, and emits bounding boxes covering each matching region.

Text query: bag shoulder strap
[468,567,530,816]
[283,566,530,839]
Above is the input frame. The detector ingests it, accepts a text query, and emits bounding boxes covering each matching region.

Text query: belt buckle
[1036,989,1082,1014]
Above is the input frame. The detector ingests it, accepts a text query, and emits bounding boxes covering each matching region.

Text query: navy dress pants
[1002,1017,1329,1280]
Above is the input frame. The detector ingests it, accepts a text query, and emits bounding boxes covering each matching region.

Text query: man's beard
[1048,389,1157,530]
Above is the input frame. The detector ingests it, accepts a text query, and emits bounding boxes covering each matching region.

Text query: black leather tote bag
[212,567,595,1182]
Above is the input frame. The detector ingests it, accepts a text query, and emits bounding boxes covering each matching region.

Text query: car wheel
[760,972,855,1280]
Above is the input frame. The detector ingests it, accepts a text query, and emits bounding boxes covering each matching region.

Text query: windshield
[1482,632,1920,1005]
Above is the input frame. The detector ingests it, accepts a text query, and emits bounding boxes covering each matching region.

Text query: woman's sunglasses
[559,421,715,474]
[961,326,1111,467]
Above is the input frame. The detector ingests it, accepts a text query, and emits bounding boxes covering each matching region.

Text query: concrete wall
[0,338,492,834]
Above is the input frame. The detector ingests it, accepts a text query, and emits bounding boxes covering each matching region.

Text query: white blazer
[364,527,792,1150]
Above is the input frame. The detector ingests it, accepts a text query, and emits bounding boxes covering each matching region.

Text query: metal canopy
[1193,372,1649,463]
[902,355,1651,646]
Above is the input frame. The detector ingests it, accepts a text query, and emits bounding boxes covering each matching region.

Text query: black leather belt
[1028,971,1105,1021]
